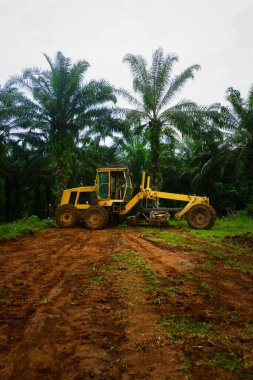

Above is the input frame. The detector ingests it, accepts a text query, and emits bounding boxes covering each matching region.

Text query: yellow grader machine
[55,166,216,230]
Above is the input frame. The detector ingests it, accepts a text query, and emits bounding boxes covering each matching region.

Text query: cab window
[124,172,133,201]
[98,172,109,199]
[110,172,125,200]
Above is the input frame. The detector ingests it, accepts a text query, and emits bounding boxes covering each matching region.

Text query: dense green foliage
[0,49,252,222]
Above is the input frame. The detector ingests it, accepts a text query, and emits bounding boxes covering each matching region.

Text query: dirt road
[0,227,252,379]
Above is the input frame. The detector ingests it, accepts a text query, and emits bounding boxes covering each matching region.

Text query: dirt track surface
[0,227,252,379]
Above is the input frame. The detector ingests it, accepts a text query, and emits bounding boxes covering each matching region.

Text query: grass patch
[0,215,55,241]
[90,274,105,284]
[40,295,49,304]
[161,314,251,375]
[245,323,253,333]
[161,314,249,374]
[113,251,157,281]
[112,251,144,267]
[147,230,198,251]
[72,284,87,294]
[114,309,125,320]
[112,251,182,304]
[196,281,211,296]
[174,213,253,243]
[87,261,110,286]
[205,349,245,373]
[143,213,253,259]
[63,273,76,285]
[226,259,253,274]
[161,315,212,342]
[197,260,214,270]
[0,287,7,299]
[151,212,253,246]
[145,228,227,259]
[177,271,194,281]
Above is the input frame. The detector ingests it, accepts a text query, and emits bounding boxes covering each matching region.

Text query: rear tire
[55,204,79,228]
[84,206,109,230]
[186,205,216,230]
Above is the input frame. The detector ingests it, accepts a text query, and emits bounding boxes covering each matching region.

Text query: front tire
[186,205,216,230]
[84,206,109,230]
[55,204,79,228]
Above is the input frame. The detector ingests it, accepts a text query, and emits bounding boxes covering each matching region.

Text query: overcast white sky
[1,0,253,106]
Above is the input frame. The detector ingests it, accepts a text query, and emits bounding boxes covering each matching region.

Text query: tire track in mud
[0,228,187,379]
[0,229,125,379]
[123,230,205,276]
[103,230,184,379]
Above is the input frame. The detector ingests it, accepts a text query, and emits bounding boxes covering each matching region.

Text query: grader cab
[56,166,216,230]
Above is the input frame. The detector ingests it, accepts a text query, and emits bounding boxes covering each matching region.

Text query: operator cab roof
[96,166,129,171]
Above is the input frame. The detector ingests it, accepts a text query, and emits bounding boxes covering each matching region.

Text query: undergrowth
[142,212,253,259]
[172,212,253,242]
[0,215,55,241]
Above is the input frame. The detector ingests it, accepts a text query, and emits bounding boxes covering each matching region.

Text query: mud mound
[223,232,253,248]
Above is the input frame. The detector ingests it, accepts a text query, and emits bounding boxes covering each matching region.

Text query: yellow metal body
[61,186,96,209]
[60,168,209,219]
[118,172,209,218]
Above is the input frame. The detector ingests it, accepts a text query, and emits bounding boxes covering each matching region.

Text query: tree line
[0,49,252,222]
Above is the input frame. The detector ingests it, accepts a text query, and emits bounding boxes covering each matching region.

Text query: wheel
[84,206,109,230]
[55,204,79,228]
[186,205,216,230]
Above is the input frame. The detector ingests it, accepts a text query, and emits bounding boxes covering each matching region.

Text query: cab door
[123,171,133,201]
[97,171,109,199]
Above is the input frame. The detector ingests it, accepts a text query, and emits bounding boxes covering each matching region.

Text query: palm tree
[115,132,150,189]
[221,85,253,208]
[9,51,117,203]
[119,48,200,186]
[0,85,30,221]
[224,86,253,159]
[73,135,118,186]
[0,84,30,147]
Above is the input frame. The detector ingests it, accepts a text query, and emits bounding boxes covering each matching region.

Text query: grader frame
[56,166,216,230]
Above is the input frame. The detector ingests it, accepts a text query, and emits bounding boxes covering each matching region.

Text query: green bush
[245,203,253,217]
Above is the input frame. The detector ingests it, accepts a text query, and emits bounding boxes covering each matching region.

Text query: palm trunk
[4,179,10,222]
[149,120,162,189]
[46,180,51,218]
[51,135,73,208]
